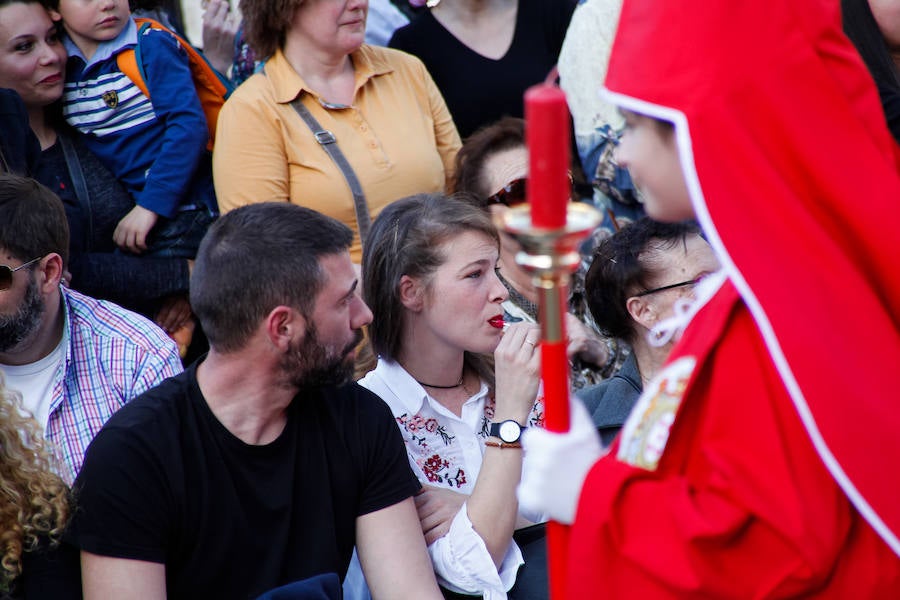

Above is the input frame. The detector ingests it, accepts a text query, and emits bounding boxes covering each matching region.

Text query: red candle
[525,84,570,229]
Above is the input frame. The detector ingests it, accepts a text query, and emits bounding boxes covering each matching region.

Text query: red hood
[604,0,900,555]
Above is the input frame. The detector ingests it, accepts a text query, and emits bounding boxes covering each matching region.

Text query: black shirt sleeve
[346,386,421,516]
[68,420,173,563]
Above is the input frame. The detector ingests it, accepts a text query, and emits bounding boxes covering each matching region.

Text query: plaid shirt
[46,287,182,484]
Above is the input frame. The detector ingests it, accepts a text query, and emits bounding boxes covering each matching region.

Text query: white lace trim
[647,270,727,348]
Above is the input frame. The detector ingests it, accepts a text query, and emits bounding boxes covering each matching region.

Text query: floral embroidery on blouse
[396,394,546,491]
[421,454,468,487]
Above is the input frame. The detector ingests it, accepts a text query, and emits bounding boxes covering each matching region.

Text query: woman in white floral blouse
[359,193,546,599]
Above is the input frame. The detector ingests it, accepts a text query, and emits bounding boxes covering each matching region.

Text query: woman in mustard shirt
[214,0,461,262]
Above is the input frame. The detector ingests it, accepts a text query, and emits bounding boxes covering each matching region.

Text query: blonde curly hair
[0,372,69,586]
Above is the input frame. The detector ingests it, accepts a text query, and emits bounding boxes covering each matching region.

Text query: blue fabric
[255,573,341,600]
[61,19,216,219]
[576,351,642,446]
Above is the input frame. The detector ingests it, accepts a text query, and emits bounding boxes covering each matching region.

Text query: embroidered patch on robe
[616,356,695,470]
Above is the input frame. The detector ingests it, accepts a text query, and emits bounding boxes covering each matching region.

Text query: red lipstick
[488,316,506,330]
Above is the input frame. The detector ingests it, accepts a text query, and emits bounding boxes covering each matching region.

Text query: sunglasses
[634,275,706,297]
[485,178,527,208]
[485,173,576,208]
[0,256,42,291]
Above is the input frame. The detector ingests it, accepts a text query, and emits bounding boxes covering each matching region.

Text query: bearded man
[68,202,442,600]
[0,174,181,485]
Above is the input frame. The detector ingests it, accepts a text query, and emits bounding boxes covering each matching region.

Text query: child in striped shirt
[47,0,217,259]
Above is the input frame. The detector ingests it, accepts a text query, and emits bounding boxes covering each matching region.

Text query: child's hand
[114,205,158,254]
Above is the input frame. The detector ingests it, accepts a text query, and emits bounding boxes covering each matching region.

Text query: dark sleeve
[20,540,82,600]
[352,388,421,516]
[877,82,900,145]
[0,88,41,176]
[69,252,190,307]
[68,424,172,563]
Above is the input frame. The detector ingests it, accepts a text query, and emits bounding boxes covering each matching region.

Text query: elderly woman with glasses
[577,217,719,446]
[452,116,624,390]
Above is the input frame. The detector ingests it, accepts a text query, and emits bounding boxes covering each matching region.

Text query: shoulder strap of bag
[262,65,371,245]
[116,21,152,99]
[289,99,371,245]
[58,133,93,243]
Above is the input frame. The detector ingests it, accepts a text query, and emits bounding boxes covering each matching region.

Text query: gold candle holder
[498,203,602,345]
[497,201,601,600]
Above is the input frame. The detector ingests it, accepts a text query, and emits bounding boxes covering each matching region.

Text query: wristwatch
[489,419,524,444]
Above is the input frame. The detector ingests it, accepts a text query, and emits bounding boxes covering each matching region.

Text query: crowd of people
[1,0,899,598]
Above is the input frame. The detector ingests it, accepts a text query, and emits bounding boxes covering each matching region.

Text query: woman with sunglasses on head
[452,116,625,391]
[518,0,900,595]
[578,217,719,446]
[359,193,548,599]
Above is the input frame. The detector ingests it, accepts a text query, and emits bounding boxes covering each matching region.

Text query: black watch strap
[489,419,524,444]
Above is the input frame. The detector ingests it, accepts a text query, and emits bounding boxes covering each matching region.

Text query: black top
[0,89,40,176]
[68,363,420,599]
[389,0,576,139]
[2,539,81,600]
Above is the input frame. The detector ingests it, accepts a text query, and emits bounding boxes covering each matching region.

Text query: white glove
[518,398,603,524]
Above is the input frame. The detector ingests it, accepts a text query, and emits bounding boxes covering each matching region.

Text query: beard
[280,323,363,390]
[0,275,44,353]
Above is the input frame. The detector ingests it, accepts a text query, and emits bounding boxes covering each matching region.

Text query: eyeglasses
[485,174,575,208]
[0,256,42,291]
[634,275,705,297]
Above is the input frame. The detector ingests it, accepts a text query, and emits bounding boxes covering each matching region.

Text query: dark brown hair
[585,217,700,343]
[362,193,499,386]
[451,117,526,202]
[190,202,352,352]
[239,0,304,58]
[0,174,69,267]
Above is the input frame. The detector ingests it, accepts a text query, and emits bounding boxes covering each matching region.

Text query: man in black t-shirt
[69,203,443,599]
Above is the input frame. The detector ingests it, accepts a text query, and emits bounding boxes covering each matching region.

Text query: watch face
[499,420,522,443]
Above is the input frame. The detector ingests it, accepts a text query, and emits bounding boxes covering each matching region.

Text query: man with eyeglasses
[0,174,182,485]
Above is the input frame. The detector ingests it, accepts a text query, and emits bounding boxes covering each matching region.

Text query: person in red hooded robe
[518,0,900,596]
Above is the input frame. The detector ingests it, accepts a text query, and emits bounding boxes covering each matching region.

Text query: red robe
[569,281,900,597]
[565,0,900,592]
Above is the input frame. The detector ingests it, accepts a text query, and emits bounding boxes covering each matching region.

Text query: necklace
[416,374,464,389]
